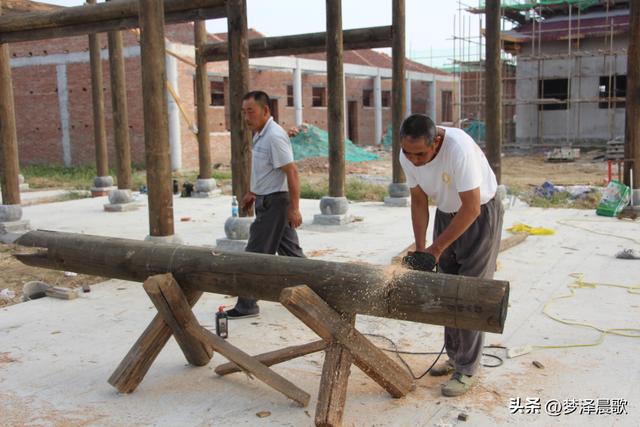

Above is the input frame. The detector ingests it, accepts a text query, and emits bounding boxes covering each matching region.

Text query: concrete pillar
[166,42,182,172]
[429,80,437,121]
[405,76,412,116]
[293,58,303,126]
[374,71,382,144]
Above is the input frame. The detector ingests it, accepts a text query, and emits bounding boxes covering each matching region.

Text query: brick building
[8,20,457,171]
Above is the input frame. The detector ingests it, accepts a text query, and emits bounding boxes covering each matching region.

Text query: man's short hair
[400,114,437,146]
[243,90,271,111]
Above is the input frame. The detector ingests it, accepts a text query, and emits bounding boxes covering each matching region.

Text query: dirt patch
[0,243,107,308]
[306,248,337,258]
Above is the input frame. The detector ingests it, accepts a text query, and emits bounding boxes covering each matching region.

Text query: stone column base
[632,189,640,207]
[144,234,184,244]
[215,238,247,252]
[192,189,222,198]
[19,183,29,192]
[104,189,140,212]
[0,220,31,244]
[18,174,29,192]
[383,196,410,207]
[91,186,117,197]
[313,213,352,225]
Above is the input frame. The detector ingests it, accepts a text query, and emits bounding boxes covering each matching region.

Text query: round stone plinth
[633,189,640,207]
[108,189,133,204]
[388,182,410,198]
[0,204,22,222]
[319,196,348,215]
[384,196,410,207]
[215,238,248,252]
[224,216,252,240]
[94,176,114,188]
[144,234,184,244]
[195,178,217,193]
[18,174,25,185]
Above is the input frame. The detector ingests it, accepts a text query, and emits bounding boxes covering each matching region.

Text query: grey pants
[434,196,504,376]
[234,192,305,313]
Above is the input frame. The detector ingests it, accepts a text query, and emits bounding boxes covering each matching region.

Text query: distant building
[7,8,457,171]
[501,0,630,148]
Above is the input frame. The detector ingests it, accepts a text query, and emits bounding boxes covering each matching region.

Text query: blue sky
[44,0,486,67]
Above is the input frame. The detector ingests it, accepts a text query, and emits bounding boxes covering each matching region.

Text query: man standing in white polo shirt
[225,91,305,319]
[399,114,503,397]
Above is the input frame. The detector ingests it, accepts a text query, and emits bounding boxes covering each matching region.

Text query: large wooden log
[202,26,392,62]
[0,0,226,44]
[15,230,509,333]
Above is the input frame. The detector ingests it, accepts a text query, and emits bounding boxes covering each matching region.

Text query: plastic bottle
[231,195,239,217]
[215,305,228,339]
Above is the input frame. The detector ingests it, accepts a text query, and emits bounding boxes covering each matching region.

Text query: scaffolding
[452,0,630,151]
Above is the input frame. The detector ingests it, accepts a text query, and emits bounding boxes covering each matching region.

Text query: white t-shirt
[399,126,497,213]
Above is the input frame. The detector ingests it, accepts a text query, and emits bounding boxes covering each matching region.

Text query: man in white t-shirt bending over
[399,114,503,397]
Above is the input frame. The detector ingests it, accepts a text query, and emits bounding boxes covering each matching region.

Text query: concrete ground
[1,193,639,426]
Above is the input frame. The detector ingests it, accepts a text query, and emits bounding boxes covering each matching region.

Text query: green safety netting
[480,0,599,10]
[290,124,379,162]
[463,120,486,143]
[381,124,393,149]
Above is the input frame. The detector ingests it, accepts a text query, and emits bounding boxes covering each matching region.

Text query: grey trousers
[434,196,504,376]
[234,192,305,313]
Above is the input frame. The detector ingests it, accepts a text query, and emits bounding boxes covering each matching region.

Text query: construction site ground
[1,154,638,426]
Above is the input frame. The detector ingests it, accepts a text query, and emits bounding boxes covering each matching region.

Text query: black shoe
[225,308,259,319]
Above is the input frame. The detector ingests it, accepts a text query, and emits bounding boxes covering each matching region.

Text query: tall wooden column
[625,0,640,195]
[194,20,212,181]
[226,0,252,216]
[391,0,406,185]
[139,0,174,237]
[87,0,112,194]
[0,7,21,209]
[107,29,133,190]
[326,0,346,197]
[485,0,502,183]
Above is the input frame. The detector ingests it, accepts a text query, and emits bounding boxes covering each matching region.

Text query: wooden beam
[624,0,640,189]
[0,0,226,44]
[202,26,393,62]
[87,0,109,179]
[108,287,203,393]
[143,273,213,366]
[281,285,415,398]
[391,0,405,184]
[485,0,502,183]
[315,313,355,427]
[215,340,326,376]
[187,324,311,406]
[15,231,510,333]
[326,0,345,197]
[194,20,212,180]
[0,6,21,207]
[107,27,133,190]
[226,0,252,215]
[139,0,174,236]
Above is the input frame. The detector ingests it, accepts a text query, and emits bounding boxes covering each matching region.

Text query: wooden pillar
[391,0,406,184]
[194,20,212,180]
[226,0,252,216]
[326,0,345,197]
[107,27,133,189]
[485,0,502,183]
[0,19,20,207]
[625,0,640,191]
[139,0,174,236]
[87,0,109,180]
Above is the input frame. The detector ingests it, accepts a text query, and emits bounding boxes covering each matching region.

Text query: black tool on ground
[172,179,180,195]
[215,305,228,339]
[402,251,437,272]
[182,181,194,197]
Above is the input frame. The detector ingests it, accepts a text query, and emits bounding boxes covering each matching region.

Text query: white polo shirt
[399,126,497,213]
